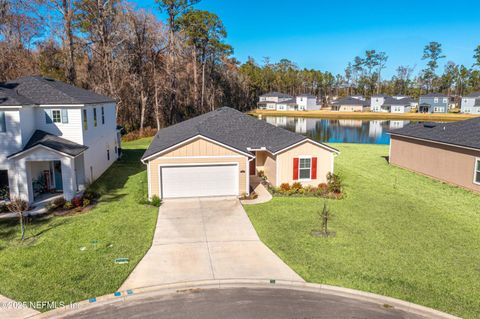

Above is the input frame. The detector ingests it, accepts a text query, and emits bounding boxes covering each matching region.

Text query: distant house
[258,92,293,110]
[461,92,480,114]
[389,118,480,193]
[257,92,320,111]
[371,94,416,113]
[418,93,448,113]
[296,94,320,111]
[332,96,370,112]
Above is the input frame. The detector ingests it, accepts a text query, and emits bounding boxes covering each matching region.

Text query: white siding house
[461,92,480,114]
[0,76,120,205]
[258,92,320,111]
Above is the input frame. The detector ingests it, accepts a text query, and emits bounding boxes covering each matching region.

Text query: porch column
[11,159,31,203]
[61,157,77,201]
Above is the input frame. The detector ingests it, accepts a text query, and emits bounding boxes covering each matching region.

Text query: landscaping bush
[63,201,74,210]
[327,173,343,194]
[53,197,66,208]
[82,198,91,208]
[149,195,161,207]
[291,182,303,191]
[83,190,100,201]
[71,196,83,208]
[280,183,291,192]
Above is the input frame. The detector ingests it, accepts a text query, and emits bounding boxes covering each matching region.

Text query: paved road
[120,197,302,290]
[60,288,425,319]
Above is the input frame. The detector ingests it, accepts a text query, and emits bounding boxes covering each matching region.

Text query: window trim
[93,108,97,127]
[474,158,480,186]
[83,109,88,130]
[101,106,105,125]
[434,97,439,103]
[51,109,62,123]
[298,156,312,181]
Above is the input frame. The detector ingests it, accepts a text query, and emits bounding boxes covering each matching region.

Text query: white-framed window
[299,157,311,180]
[83,109,88,130]
[0,111,6,133]
[51,110,61,123]
[443,98,448,103]
[93,108,97,127]
[434,97,438,103]
[474,159,480,185]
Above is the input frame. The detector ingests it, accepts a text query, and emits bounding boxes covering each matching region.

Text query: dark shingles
[332,97,369,106]
[3,76,114,105]
[420,93,448,98]
[0,87,34,106]
[8,130,88,158]
[142,107,334,160]
[389,117,480,150]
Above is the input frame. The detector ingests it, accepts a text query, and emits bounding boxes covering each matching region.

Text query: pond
[260,116,412,144]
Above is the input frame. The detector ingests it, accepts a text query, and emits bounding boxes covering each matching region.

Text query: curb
[27,279,461,319]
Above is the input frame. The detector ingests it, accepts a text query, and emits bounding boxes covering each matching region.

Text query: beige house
[332,96,370,112]
[389,118,480,193]
[142,107,339,199]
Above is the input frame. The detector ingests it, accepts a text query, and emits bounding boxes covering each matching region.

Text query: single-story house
[332,96,370,112]
[389,118,480,193]
[141,107,339,199]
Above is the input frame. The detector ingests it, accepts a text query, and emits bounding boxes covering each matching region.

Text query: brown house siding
[390,135,480,193]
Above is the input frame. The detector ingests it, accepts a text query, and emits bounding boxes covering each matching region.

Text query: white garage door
[160,164,239,198]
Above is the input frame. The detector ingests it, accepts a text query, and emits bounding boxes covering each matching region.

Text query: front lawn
[244,143,480,319]
[0,137,157,309]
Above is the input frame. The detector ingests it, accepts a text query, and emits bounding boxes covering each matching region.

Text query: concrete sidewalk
[0,294,39,319]
[120,197,302,290]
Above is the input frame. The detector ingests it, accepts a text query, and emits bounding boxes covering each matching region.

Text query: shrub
[326,173,343,194]
[257,170,265,178]
[303,185,317,193]
[63,201,74,210]
[53,197,66,208]
[291,182,303,191]
[83,190,100,201]
[280,183,291,192]
[150,195,161,207]
[71,196,83,208]
[82,198,91,207]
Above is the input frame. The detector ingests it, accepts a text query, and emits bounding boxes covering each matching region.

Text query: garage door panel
[161,164,238,198]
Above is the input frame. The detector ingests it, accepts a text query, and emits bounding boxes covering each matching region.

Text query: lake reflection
[262,116,411,144]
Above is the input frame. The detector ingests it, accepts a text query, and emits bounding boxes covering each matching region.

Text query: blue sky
[133,0,480,78]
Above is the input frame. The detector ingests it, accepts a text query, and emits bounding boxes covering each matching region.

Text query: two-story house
[418,93,449,113]
[257,92,320,111]
[0,76,120,204]
[371,94,416,113]
[257,92,294,110]
[460,92,480,114]
[296,94,320,111]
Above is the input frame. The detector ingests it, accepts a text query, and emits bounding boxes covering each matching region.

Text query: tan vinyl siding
[255,150,277,186]
[390,135,480,193]
[339,105,366,112]
[276,141,334,187]
[147,137,248,198]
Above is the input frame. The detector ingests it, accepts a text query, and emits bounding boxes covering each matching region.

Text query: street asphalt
[60,288,425,319]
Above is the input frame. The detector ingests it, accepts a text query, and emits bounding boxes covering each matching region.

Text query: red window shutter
[293,158,299,180]
[312,157,318,179]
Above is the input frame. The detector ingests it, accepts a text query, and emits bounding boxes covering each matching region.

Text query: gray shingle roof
[8,130,88,158]
[0,86,34,106]
[383,97,411,106]
[333,97,369,106]
[372,94,390,98]
[2,76,115,105]
[260,92,293,99]
[389,117,480,150]
[298,94,316,98]
[277,98,297,105]
[465,91,480,98]
[142,107,336,160]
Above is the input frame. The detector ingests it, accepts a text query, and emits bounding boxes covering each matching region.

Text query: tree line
[1,0,479,132]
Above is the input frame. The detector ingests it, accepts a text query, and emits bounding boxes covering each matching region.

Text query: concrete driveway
[120,197,303,290]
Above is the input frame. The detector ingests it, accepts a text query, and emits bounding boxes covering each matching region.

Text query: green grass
[0,137,157,310]
[244,144,480,319]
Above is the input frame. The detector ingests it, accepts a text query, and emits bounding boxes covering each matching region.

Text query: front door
[249,158,256,175]
[53,161,63,191]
